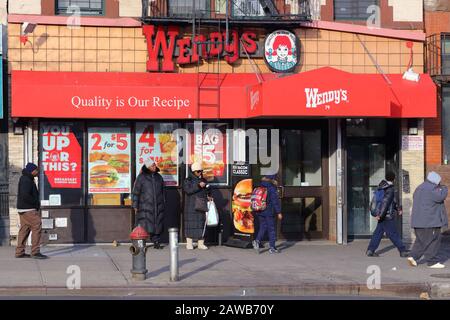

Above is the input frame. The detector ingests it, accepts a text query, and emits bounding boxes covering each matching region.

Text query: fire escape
[141,0,312,119]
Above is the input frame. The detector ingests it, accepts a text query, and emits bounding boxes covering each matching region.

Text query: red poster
[41,124,82,189]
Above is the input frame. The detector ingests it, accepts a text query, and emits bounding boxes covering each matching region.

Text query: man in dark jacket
[252,174,283,254]
[132,158,165,249]
[15,163,47,259]
[408,171,448,269]
[366,171,408,258]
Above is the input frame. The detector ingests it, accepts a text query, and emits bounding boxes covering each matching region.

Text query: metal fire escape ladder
[193,2,226,120]
[258,0,279,16]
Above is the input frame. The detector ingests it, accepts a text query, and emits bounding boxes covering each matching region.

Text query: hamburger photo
[107,154,130,173]
[157,157,177,176]
[232,179,254,234]
[90,165,120,188]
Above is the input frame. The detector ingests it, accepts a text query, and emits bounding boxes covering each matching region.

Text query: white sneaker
[407,257,418,267]
[428,263,445,269]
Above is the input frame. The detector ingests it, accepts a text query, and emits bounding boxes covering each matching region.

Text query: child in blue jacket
[252,175,283,254]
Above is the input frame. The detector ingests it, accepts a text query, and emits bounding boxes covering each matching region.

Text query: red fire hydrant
[130,226,150,281]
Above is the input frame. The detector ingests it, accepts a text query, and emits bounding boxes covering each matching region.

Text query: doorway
[246,120,329,240]
[345,119,399,239]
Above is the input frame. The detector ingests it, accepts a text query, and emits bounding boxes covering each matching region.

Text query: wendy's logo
[264,30,299,73]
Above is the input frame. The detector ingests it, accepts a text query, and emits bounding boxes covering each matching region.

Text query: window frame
[333,0,379,21]
[55,0,105,16]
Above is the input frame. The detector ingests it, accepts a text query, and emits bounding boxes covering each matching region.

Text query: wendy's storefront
[9,21,437,244]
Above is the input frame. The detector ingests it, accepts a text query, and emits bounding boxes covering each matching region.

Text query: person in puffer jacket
[252,174,283,254]
[366,171,409,258]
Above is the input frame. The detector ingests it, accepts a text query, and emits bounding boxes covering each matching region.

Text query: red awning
[12,68,436,119]
[247,67,437,118]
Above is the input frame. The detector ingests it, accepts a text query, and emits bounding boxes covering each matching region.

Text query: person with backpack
[366,171,409,258]
[252,174,282,254]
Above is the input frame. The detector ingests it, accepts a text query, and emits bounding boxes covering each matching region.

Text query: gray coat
[411,180,449,228]
[132,169,165,235]
[183,174,208,240]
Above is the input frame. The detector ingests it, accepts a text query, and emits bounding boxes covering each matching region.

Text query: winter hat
[191,162,203,172]
[144,158,155,168]
[427,171,442,185]
[25,163,38,173]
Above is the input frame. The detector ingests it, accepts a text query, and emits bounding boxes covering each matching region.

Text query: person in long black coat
[183,162,211,250]
[132,159,165,249]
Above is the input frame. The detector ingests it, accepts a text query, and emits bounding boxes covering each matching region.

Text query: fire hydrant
[129,226,150,281]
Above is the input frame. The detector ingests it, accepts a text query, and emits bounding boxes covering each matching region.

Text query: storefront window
[334,0,378,21]
[40,122,84,206]
[186,122,229,185]
[136,122,180,186]
[56,0,104,15]
[346,119,386,137]
[87,124,131,206]
[282,129,322,187]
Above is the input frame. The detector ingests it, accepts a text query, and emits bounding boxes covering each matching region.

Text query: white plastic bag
[206,200,219,227]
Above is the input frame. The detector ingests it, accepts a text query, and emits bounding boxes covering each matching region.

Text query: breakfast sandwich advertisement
[88,127,131,193]
[136,122,179,186]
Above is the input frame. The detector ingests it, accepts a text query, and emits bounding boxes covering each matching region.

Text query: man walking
[366,171,409,258]
[408,172,448,269]
[15,163,47,259]
[132,159,165,249]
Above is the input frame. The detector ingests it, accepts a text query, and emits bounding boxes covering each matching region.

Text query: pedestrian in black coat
[132,159,165,249]
[183,162,211,250]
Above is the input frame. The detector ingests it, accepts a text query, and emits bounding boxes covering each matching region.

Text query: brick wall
[425,93,442,165]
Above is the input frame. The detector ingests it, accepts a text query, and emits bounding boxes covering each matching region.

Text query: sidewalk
[0,237,449,299]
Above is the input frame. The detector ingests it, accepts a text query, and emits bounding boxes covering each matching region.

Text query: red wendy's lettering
[142,25,258,72]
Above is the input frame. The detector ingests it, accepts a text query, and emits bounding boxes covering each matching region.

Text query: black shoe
[15,253,31,258]
[366,250,379,257]
[31,253,48,259]
[400,251,410,258]
[154,242,162,249]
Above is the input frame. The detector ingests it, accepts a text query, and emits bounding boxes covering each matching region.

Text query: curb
[0,282,440,299]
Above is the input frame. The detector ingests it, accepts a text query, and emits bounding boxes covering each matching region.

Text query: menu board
[88,127,131,193]
[41,123,82,189]
[187,123,228,185]
[136,123,179,186]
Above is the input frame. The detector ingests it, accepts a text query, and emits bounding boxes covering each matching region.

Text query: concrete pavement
[0,237,449,299]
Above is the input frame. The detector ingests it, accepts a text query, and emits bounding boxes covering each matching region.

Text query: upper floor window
[56,0,104,15]
[334,0,378,20]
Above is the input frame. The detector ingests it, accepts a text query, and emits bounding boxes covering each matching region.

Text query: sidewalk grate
[430,273,450,279]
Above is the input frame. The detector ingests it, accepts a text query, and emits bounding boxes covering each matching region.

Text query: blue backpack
[369,189,384,217]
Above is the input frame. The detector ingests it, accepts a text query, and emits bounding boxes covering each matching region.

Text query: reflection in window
[282,129,322,186]
[334,0,378,20]
[280,197,323,240]
[56,0,104,15]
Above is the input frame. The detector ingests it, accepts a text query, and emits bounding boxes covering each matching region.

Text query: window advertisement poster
[231,178,254,237]
[88,127,131,193]
[136,122,179,186]
[187,123,228,185]
[41,123,82,189]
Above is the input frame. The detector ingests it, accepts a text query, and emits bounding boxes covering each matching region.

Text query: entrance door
[247,120,329,240]
[345,119,399,239]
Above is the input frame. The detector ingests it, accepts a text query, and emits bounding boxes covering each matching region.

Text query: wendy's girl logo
[264,30,299,73]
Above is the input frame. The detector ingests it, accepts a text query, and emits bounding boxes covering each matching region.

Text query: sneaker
[15,253,30,258]
[407,257,418,267]
[366,250,379,257]
[31,253,48,260]
[252,240,260,254]
[428,263,445,269]
[400,251,410,258]
[269,247,280,254]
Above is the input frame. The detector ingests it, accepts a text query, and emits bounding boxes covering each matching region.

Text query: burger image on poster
[89,164,120,188]
[232,179,254,234]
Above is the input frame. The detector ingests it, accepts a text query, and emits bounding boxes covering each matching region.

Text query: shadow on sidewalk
[437,235,450,264]
[42,245,95,257]
[376,245,396,255]
[179,259,228,281]
[146,258,197,279]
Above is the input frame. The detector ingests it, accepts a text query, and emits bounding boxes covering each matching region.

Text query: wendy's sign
[142,25,258,72]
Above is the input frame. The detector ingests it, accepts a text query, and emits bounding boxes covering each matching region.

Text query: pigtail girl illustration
[264,31,298,72]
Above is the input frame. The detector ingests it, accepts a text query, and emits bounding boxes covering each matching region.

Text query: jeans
[256,215,277,249]
[367,218,406,253]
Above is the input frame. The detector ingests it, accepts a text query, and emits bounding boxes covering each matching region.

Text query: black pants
[410,228,442,265]
[151,234,160,244]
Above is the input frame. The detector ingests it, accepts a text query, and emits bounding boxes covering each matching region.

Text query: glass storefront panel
[40,122,84,206]
[282,129,322,186]
[280,197,323,240]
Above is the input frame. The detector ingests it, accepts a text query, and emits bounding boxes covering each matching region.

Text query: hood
[378,180,392,190]
[22,169,34,179]
[261,180,275,188]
